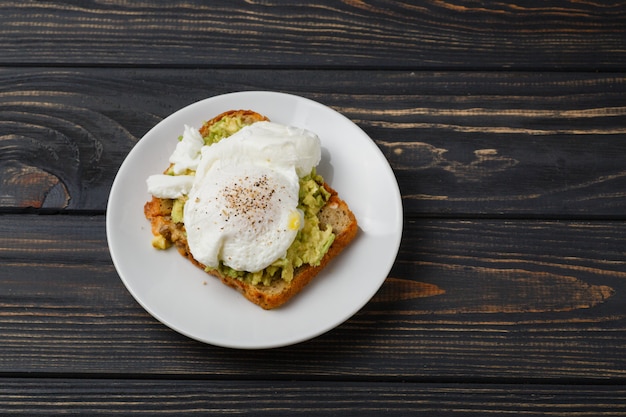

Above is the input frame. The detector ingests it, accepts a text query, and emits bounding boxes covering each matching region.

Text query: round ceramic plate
[106,91,403,349]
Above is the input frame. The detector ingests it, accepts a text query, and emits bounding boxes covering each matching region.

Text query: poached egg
[148,121,322,273]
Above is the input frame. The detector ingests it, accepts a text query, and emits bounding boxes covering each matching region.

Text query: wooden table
[2,1,626,415]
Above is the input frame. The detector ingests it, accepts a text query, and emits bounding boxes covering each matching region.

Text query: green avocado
[203,115,249,145]
[171,196,186,224]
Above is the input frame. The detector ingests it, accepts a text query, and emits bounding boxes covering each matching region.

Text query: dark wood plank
[1,379,625,416]
[1,214,625,380]
[1,1,624,70]
[2,68,625,216]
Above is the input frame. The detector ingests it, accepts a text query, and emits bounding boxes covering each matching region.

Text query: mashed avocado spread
[166,115,335,286]
[203,115,250,146]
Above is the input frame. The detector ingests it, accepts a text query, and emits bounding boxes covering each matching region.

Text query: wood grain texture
[1,1,625,411]
[1,379,625,416]
[1,69,625,215]
[1,214,625,380]
[1,1,625,70]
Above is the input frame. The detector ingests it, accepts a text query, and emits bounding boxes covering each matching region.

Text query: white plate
[106,91,403,349]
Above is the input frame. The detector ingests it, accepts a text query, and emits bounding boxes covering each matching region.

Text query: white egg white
[184,163,302,272]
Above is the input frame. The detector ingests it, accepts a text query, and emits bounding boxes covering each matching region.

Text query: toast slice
[144,110,358,309]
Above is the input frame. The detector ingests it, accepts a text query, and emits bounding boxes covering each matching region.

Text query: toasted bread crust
[198,109,269,138]
[144,110,358,309]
